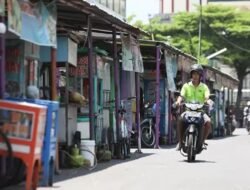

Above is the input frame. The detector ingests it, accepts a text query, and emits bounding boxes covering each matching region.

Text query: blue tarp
[20,1,57,47]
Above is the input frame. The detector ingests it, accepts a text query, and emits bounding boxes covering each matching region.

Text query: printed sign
[7,0,22,36]
[121,34,144,73]
[0,108,34,140]
[20,0,57,47]
[165,51,177,92]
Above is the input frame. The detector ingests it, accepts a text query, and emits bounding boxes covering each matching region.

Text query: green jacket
[180,81,210,104]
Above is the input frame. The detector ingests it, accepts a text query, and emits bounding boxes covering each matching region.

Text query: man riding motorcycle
[175,64,213,151]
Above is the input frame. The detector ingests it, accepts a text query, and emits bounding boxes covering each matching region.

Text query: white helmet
[247,101,250,106]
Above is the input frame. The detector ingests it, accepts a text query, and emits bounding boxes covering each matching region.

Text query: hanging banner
[121,34,144,73]
[96,56,104,79]
[0,0,5,16]
[121,34,133,71]
[165,51,177,92]
[7,0,22,36]
[20,0,57,47]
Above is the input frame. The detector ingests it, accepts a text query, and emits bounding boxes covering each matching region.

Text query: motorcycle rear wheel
[141,126,156,148]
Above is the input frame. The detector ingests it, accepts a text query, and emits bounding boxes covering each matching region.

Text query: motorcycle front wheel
[187,134,195,162]
[247,122,250,135]
[141,126,156,148]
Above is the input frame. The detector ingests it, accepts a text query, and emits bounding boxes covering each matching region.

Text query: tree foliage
[129,5,250,114]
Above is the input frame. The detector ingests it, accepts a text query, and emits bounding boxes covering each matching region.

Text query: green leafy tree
[129,5,250,116]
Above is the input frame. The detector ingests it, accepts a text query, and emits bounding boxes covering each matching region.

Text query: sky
[126,0,159,23]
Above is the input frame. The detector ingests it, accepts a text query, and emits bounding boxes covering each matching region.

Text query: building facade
[159,0,250,14]
[159,0,208,14]
[92,0,126,18]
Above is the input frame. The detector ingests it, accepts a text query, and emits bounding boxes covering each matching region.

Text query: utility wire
[197,0,202,60]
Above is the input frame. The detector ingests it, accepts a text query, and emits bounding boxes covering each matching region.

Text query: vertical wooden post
[155,46,161,148]
[0,16,5,99]
[135,72,142,152]
[112,28,120,145]
[50,48,57,100]
[50,47,61,173]
[0,13,6,177]
[87,15,95,140]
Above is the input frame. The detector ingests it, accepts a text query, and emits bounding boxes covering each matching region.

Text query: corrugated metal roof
[139,40,238,84]
[57,0,148,36]
[203,65,239,83]
[139,40,197,61]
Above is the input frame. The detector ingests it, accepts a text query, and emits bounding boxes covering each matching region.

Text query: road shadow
[3,151,153,190]
[179,159,216,164]
[53,151,153,183]
[158,144,177,150]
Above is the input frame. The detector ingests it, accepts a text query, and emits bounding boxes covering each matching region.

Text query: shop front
[0,0,57,188]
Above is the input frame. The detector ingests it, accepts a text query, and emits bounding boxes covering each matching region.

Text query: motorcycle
[225,108,236,136]
[246,115,250,135]
[173,102,209,162]
[140,102,156,148]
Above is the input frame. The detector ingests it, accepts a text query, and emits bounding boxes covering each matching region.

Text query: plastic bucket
[80,140,96,167]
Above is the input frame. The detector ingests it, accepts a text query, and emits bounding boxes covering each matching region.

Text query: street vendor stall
[0,100,46,190]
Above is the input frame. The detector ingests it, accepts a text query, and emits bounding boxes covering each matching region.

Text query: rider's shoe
[202,142,208,150]
[175,142,182,151]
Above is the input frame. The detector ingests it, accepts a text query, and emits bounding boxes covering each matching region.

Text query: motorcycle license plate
[187,112,201,117]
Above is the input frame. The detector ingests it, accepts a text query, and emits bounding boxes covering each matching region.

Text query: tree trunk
[235,74,244,125]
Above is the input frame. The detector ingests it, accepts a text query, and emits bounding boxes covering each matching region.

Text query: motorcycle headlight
[190,117,196,122]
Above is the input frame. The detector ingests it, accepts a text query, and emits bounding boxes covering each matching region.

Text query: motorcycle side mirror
[174,91,180,96]
[209,94,215,99]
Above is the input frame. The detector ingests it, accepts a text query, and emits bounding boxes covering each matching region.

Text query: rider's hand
[173,101,180,109]
[206,99,214,106]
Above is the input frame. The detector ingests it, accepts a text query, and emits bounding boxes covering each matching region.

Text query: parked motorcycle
[173,102,209,162]
[140,102,156,148]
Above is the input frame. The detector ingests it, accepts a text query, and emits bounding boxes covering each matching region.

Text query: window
[107,0,113,9]
[120,0,126,17]
[114,0,120,13]
[100,0,107,6]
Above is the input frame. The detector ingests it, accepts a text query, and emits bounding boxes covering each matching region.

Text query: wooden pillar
[135,72,142,152]
[50,48,57,100]
[87,15,95,140]
[0,17,5,98]
[112,28,120,144]
[155,46,161,148]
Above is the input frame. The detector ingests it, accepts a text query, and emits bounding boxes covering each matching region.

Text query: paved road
[5,128,250,190]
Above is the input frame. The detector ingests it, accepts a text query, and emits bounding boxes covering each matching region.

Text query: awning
[203,65,239,89]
